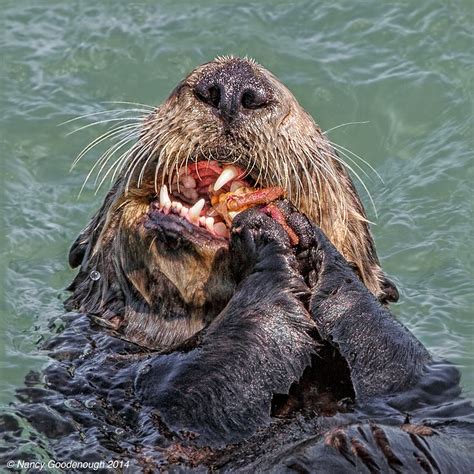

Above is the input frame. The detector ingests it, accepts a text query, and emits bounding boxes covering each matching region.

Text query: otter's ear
[379,276,399,304]
[68,205,107,268]
[68,183,121,268]
[68,222,94,268]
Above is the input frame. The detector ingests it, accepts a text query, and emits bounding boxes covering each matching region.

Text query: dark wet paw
[230,200,338,285]
[230,206,297,278]
[324,424,404,473]
[258,199,328,253]
[263,200,335,285]
[379,276,400,304]
[231,206,292,251]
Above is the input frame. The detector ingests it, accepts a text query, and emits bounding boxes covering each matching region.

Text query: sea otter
[66,56,398,351]
[4,201,471,472]
[2,58,471,472]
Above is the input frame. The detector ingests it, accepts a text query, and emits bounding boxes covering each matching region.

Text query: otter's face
[134,57,328,214]
[67,56,389,350]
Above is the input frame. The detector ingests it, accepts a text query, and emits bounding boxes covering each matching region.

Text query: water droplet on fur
[85,399,97,409]
[140,364,151,375]
[64,399,82,409]
[90,270,101,281]
[115,428,124,435]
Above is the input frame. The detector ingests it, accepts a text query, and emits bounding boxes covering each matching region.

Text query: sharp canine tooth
[160,185,171,208]
[214,166,238,191]
[188,198,205,222]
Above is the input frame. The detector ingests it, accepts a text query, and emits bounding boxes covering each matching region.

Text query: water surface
[1,0,472,431]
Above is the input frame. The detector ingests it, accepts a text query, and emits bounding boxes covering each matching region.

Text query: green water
[0,0,472,416]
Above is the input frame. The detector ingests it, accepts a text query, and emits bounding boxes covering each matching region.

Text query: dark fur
[286,208,430,400]
[135,203,431,445]
[136,211,316,444]
[4,202,473,472]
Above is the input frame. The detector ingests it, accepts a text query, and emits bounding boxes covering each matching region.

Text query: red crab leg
[263,203,299,246]
[226,187,285,211]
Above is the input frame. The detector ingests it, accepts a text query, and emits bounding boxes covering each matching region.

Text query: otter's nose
[194,60,270,124]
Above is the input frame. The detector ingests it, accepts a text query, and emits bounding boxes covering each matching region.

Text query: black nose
[193,59,271,124]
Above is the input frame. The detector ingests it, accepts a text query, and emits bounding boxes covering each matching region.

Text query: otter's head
[67,57,395,350]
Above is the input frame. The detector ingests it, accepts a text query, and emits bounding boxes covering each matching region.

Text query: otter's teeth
[188,198,205,223]
[160,185,171,209]
[163,202,172,215]
[205,217,215,233]
[214,166,238,191]
[180,206,189,218]
[171,201,183,214]
[213,222,229,237]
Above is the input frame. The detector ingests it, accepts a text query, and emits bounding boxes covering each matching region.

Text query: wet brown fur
[67,56,390,349]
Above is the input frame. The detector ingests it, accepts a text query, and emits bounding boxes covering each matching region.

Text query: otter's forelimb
[287,210,431,401]
[135,210,316,445]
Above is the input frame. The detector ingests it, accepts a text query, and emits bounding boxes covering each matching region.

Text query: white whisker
[95,148,134,194]
[329,140,384,184]
[319,147,378,219]
[94,132,139,186]
[70,123,141,170]
[331,146,372,182]
[323,121,370,135]
[102,100,155,109]
[77,130,138,199]
[60,108,153,126]
[66,116,145,137]
[124,142,154,193]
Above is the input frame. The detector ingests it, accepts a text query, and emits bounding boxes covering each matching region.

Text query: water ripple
[1,0,472,407]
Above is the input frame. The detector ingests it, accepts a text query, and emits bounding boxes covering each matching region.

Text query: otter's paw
[231,206,292,248]
[260,199,340,286]
[229,206,299,279]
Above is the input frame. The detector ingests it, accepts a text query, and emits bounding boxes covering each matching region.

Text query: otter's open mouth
[148,160,284,240]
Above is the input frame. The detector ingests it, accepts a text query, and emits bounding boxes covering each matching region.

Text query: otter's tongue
[157,161,284,238]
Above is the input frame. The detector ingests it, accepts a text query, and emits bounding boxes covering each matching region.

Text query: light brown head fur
[67,56,397,349]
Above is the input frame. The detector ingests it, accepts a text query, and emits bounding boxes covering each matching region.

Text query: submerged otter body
[66,56,398,351]
[3,202,473,472]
